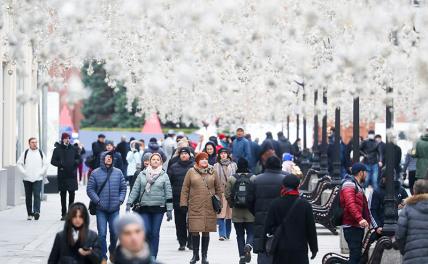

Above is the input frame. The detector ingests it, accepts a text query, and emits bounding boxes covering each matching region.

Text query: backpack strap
[24,149,43,165]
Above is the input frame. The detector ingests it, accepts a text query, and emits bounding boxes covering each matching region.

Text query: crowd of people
[14,126,428,264]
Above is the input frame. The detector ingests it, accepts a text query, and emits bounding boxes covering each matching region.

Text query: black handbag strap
[97,169,113,195]
[279,198,300,228]
[201,175,214,196]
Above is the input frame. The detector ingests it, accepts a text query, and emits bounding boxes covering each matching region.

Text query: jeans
[174,208,190,246]
[217,218,232,238]
[60,190,75,216]
[141,212,164,258]
[257,252,273,264]
[365,163,379,190]
[96,210,119,260]
[23,180,42,216]
[343,227,365,264]
[234,222,254,257]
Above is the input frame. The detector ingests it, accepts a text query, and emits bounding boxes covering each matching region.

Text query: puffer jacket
[167,159,194,209]
[127,169,173,213]
[87,153,127,213]
[247,169,285,253]
[360,139,382,165]
[340,175,370,227]
[396,193,428,263]
[415,134,428,179]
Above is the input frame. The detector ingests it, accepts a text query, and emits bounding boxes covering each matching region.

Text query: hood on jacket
[405,193,428,205]
[99,151,114,170]
[64,202,90,231]
[54,142,60,148]
[148,142,160,151]
[204,141,217,156]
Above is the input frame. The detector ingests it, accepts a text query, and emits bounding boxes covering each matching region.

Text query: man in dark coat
[264,174,318,264]
[277,131,292,158]
[245,134,261,173]
[247,156,285,264]
[167,147,195,250]
[360,130,383,190]
[105,140,124,172]
[262,132,281,158]
[92,134,106,170]
[143,138,167,163]
[51,133,81,220]
[116,136,129,177]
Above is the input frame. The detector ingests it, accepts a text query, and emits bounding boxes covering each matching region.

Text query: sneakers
[60,215,66,221]
[178,245,186,251]
[27,215,33,221]
[244,244,252,263]
[239,256,246,264]
[219,236,225,241]
[33,212,40,220]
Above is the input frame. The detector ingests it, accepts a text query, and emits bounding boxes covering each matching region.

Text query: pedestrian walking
[105,140,124,171]
[225,158,255,264]
[74,140,86,184]
[167,147,195,250]
[127,140,143,184]
[232,128,252,163]
[126,153,173,260]
[414,129,428,182]
[116,136,130,178]
[340,163,371,264]
[91,134,106,170]
[180,152,223,264]
[360,130,383,190]
[48,202,102,264]
[281,153,303,179]
[247,156,285,264]
[277,131,292,158]
[264,174,318,264]
[204,141,217,166]
[245,134,261,174]
[291,138,302,166]
[162,130,177,167]
[143,138,167,163]
[51,133,81,220]
[396,179,428,263]
[403,150,417,195]
[214,148,237,241]
[114,213,159,264]
[87,152,127,264]
[17,137,49,220]
[262,132,281,158]
[166,137,194,172]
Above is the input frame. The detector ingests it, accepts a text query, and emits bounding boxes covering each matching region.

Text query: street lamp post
[312,90,320,170]
[296,114,300,141]
[319,88,329,176]
[332,107,341,183]
[353,97,360,163]
[287,115,290,139]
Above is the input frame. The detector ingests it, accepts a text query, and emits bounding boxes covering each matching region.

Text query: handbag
[202,175,222,214]
[88,169,112,215]
[265,198,300,256]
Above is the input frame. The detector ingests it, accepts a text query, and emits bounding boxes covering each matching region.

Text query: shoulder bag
[202,175,222,214]
[265,198,300,255]
[88,169,113,215]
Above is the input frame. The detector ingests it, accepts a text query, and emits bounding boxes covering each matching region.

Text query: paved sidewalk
[0,187,341,264]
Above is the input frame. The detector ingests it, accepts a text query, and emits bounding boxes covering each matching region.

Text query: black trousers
[343,227,365,264]
[174,207,191,246]
[409,171,416,195]
[60,190,75,216]
[23,180,42,216]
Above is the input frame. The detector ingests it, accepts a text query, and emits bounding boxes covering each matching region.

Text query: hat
[351,163,367,175]
[114,213,145,235]
[218,148,230,154]
[105,140,114,146]
[142,153,152,162]
[104,151,114,159]
[218,133,226,140]
[195,152,209,164]
[282,153,293,161]
[265,156,282,170]
[149,137,157,143]
[61,132,70,140]
[98,134,106,138]
[179,147,191,156]
[149,152,163,163]
[236,158,250,173]
[282,174,300,189]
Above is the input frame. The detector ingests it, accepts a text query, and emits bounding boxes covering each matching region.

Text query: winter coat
[277,136,292,156]
[51,143,81,192]
[369,181,408,229]
[180,167,223,232]
[264,196,318,264]
[116,141,130,165]
[403,153,417,172]
[214,161,237,219]
[415,134,428,179]
[114,246,158,264]
[248,140,261,172]
[291,141,302,164]
[247,169,285,253]
[224,173,255,223]
[91,141,106,169]
[17,148,49,182]
[360,139,382,165]
[162,137,177,165]
[262,138,281,158]
[127,150,142,176]
[396,193,428,263]
[204,142,218,166]
[143,142,167,163]
[87,153,127,213]
[127,169,173,213]
[110,151,124,172]
[339,175,371,227]
[167,159,194,209]
[231,137,252,163]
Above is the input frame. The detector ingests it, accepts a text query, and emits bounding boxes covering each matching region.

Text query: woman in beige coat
[180,152,222,264]
[213,148,237,240]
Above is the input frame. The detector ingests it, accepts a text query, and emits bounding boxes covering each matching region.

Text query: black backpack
[332,178,359,227]
[231,173,252,209]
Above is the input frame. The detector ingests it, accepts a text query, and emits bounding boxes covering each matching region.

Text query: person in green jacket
[415,132,428,180]
[126,153,173,260]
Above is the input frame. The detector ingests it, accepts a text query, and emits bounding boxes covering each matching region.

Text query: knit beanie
[195,152,209,164]
[114,213,145,235]
[282,174,300,189]
[179,147,191,156]
[149,152,163,163]
[265,156,282,170]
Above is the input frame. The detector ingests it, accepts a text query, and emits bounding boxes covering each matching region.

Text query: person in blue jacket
[232,128,252,163]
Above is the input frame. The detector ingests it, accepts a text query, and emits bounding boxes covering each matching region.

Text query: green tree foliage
[81,62,145,128]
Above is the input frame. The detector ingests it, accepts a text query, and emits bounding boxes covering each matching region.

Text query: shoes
[201,236,210,264]
[244,244,252,263]
[219,236,225,241]
[178,245,186,251]
[190,234,200,264]
[60,215,66,221]
[239,256,246,264]
[33,212,40,220]
[27,215,33,221]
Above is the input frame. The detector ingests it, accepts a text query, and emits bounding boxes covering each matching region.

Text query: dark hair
[414,179,428,195]
[245,134,251,140]
[98,134,106,138]
[28,137,37,144]
[236,158,250,173]
[65,203,89,246]
[217,148,231,162]
[265,156,282,170]
[375,134,382,139]
[204,141,217,156]
[236,128,244,132]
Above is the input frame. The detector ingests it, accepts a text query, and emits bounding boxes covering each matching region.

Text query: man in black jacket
[247,156,285,264]
[167,147,195,251]
[277,131,292,158]
[92,134,106,170]
[360,130,383,190]
[51,133,80,220]
[116,136,129,178]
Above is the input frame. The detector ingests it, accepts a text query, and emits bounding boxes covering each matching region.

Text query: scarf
[145,166,163,193]
[194,165,214,175]
[217,160,236,185]
[72,228,79,242]
[280,186,300,197]
[120,243,151,260]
